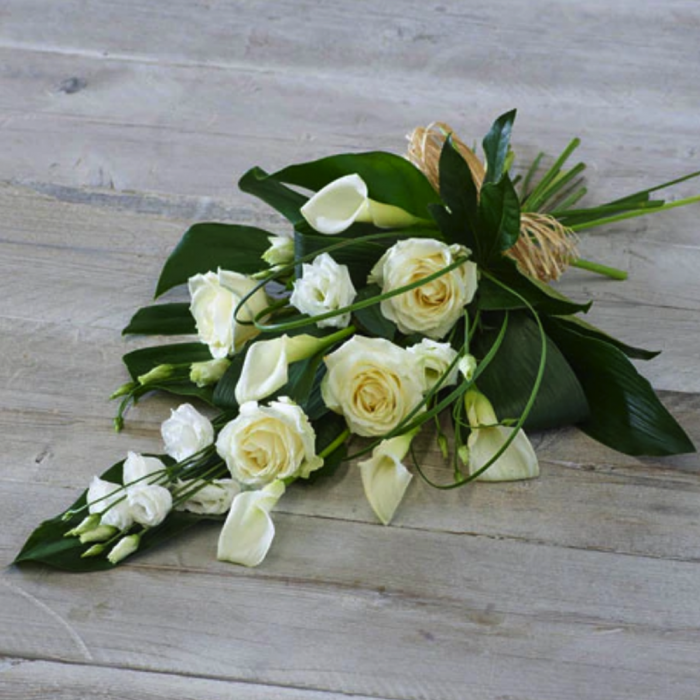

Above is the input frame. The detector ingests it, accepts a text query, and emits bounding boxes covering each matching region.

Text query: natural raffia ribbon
[407,122,580,282]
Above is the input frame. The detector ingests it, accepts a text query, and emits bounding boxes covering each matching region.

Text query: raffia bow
[407,122,579,282]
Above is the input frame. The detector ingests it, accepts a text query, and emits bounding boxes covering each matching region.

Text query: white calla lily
[358,432,416,525]
[217,480,286,567]
[234,334,323,405]
[465,390,539,482]
[300,174,421,235]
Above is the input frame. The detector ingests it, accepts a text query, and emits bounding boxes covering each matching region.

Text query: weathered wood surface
[1,1,699,699]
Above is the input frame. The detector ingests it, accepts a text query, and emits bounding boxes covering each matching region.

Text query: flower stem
[570,258,628,280]
[319,429,351,459]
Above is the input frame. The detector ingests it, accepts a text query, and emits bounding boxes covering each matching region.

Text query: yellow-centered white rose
[369,238,478,339]
[465,390,539,482]
[161,403,215,463]
[217,480,285,567]
[300,174,422,235]
[321,335,424,437]
[216,397,323,487]
[290,253,356,328]
[358,432,416,525]
[188,269,269,359]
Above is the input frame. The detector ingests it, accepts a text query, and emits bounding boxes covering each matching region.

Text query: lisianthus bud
[64,513,101,538]
[81,544,107,558]
[262,234,294,267]
[458,354,477,382]
[80,525,118,544]
[137,364,174,386]
[107,534,141,565]
[190,358,230,387]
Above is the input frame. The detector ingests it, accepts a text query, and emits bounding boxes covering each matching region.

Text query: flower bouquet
[15,110,698,572]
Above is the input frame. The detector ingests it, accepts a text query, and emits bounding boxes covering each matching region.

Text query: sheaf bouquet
[16,110,698,572]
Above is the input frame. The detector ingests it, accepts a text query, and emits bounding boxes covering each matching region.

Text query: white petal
[468,426,539,482]
[300,174,371,235]
[358,435,414,525]
[235,337,290,404]
[217,481,285,567]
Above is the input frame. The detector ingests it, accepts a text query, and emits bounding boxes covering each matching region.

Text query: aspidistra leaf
[482,109,517,184]
[546,323,695,456]
[122,303,196,336]
[155,223,272,298]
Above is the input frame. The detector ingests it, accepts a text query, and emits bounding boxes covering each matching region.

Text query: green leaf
[482,109,516,184]
[431,136,480,250]
[211,348,248,409]
[122,342,212,380]
[14,457,212,572]
[303,413,348,484]
[479,175,521,254]
[545,323,695,456]
[353,284,396,340]
[122,303,196,336]
[155,223,272,298]
[549,315,659,361]
[472,312,589,430]
[273,151,440,219]
[238,167,308,225]
[477,259,591,316]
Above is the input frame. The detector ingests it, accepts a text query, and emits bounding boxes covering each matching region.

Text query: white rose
[87,476,134,531]
[188,269,269,359]
[321,335,424,437]
[161,403,215,462]
[175,479,240,515]
[300,174,421,235]
[290,253,356,328]
[262,234,294,267]
[407,339,459,392]
[190,358,231,387]
[217,480,285,567]
[122,451,166,486]
[465,390,539,482]
[127,484,173,527]
[368,238,478,339]
[216,397,323,487]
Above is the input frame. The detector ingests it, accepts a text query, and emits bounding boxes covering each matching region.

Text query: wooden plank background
[1,2,699,698]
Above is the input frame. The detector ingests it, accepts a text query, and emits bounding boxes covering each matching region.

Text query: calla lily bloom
[465,390,539,482]
[300,174,422,235]
[358,432,417,525]
[217,480,286,567]
[235,334,324,405]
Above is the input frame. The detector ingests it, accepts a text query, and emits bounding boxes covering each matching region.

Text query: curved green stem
[571,258,628,280]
